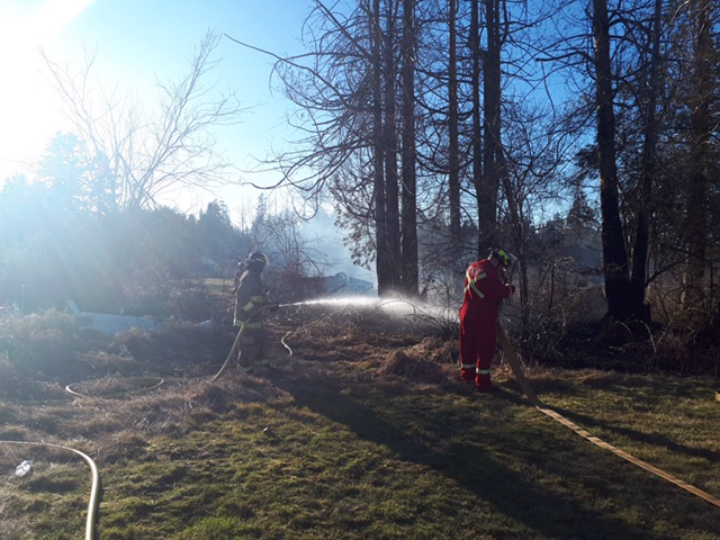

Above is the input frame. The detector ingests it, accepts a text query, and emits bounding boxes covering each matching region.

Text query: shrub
[0,309,95,382]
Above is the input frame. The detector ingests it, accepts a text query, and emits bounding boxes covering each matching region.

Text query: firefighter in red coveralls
[459,249,517,392]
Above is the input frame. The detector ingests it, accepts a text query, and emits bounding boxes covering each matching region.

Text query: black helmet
[246,251,269,265]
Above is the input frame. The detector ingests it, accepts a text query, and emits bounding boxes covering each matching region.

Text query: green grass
[1,307,719,539]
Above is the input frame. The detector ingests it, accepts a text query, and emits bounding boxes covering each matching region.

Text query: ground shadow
[549,404,720,465]
[271,370,681,540]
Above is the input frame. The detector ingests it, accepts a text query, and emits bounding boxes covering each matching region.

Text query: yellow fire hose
[212,304,278,382]
[65,377,164,399]
[212,322,248,381]
[0,440,101,540]
[497,323,720,509]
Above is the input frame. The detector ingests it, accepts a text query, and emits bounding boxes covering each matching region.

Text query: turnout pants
[236,326,266,368]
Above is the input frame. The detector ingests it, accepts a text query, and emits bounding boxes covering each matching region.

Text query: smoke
[298,208,376,285]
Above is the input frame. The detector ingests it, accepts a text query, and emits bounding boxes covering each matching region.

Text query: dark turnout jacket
[233,269,268,329]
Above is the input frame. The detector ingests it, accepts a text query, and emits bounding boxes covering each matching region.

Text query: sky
[0,0,376,282]
[0,0,315,215]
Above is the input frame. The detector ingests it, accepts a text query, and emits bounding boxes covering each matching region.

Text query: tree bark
[470,0,486,258]
[401,0,418,296]
[384,0,401,293]
[681,0,714,312]
[479,0,502,256]
[448,0,461,245]
[372,0,392,295]
[629,0,662,323]
[593,0,631,320]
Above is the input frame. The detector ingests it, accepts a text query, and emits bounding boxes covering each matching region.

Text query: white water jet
[280,295,458,322]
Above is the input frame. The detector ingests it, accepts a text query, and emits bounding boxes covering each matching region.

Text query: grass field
[1,302,719,539]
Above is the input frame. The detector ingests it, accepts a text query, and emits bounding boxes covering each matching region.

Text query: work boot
[247,358,270,378]
[476,374,496,393]
[251,366,271,378]
[460,364,475,382]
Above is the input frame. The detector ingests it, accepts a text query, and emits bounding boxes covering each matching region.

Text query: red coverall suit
[459,259,512,391]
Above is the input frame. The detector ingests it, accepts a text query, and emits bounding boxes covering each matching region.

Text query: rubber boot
[237,346,258,373]
[237,352,252,373]
[476,373,495,393]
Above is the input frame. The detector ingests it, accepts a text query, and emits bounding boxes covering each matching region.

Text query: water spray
[277,295,457,319]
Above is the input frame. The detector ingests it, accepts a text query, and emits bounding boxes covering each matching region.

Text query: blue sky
[0,0,377,282]
[0,0,315,214]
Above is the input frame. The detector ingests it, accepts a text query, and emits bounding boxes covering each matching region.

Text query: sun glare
[0,0,97,181]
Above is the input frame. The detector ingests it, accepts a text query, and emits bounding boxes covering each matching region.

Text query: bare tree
[42,31,245,211]
[469,0,487,252]
[401,0,419,295]
[447,0,461,246]
[383,0,403,292]
[680,0,717,312]
[227,0,425,296]
[628,0,663,321]
[372,0,393,292]
[592,0,633,320]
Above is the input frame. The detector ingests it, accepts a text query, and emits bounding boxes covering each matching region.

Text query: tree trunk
[401,0,418,296]
[384,0,401,293]
[480,0,501,256]
[629,0,662,323]
[593,0,631,320]
[470,0,486,258]
[448,0,461,246]
[681,0,714,313]
[372,0,392,295]
[499,148,530,336]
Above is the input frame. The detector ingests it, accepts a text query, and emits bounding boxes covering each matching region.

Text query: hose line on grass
[212,320,249,381]
[212,304,277,382]
[497,323,720,509]
[281,331,294,357]
[65,377,165,399]
[0,440,101,540]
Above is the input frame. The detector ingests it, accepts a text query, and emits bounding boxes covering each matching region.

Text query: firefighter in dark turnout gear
[459,249,516,392]
[233,252,279,370]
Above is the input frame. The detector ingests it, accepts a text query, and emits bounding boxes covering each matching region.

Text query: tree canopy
[3,1,720,344]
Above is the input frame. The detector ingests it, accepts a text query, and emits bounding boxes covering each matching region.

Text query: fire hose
[0,440,101,540]
[212,304,280,381]
[65,377,164,399]
[497,323,720,509]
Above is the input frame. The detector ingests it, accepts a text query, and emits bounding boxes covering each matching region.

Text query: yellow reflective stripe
[461,363,476,369]
[234,319,262,329]
[464,271,486,298]
[242,296,266,313]
[469,282,484,299]
[476,368,491,375]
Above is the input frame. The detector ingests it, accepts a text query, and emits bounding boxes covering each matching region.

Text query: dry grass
[0,301,719,538]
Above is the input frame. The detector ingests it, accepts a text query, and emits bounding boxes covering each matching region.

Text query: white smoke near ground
[298,208,376,286]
